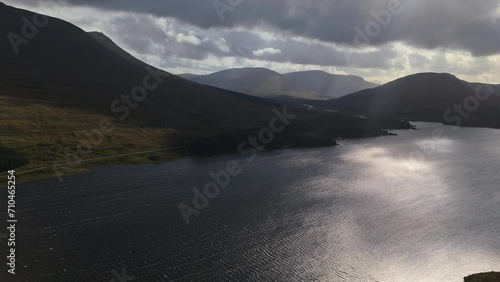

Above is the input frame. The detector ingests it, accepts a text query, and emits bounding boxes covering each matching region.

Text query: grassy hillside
[0,96,186,182]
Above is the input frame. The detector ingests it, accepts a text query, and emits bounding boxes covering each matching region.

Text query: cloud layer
[4,0,500,83]
[25,0,500,55]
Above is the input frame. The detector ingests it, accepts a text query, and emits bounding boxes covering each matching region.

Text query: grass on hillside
[0,96,189,183]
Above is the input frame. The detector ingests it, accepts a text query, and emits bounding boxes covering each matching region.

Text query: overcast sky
[5,0,500,84]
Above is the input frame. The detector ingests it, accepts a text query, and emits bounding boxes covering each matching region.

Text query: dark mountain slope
[0,3,280,134]
[88,31,155,70]
[324,73,500,128]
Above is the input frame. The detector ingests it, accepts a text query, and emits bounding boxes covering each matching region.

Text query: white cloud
[211,38,230,53]
[175,32,201,45]
[253,47,283,56]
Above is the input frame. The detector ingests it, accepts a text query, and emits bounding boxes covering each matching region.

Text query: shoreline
[11,119,500,185]
[5,129,406,184]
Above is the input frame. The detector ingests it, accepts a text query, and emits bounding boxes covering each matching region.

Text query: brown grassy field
[0,96,188,183]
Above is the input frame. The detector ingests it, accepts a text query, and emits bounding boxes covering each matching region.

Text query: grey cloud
[15,0,500,56]
[5,0,500,82]
[102,13,395,68]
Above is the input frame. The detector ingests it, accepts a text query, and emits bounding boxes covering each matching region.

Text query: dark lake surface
[2,122,500,281]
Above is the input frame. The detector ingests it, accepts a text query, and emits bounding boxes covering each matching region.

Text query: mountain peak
[398,72,459,81]
[225,67,281,74]
[385,72,465,89]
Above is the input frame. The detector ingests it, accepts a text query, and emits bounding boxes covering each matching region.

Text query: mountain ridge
[179,67,378,100]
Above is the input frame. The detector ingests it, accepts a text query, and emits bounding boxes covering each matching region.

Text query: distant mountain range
[179,68,378,100]
[320,72,500,128]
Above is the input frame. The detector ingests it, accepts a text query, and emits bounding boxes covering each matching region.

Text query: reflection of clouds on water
[413,137,456,154]
[336,144,457,217]
[339,145,435,195]
[339,133,461,199]
[341,145,433,173]
[309,124,500,281]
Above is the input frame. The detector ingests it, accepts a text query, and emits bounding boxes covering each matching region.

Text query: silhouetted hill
[0,3,280,134]
[323,73,500,128]
[180,68,378,100]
